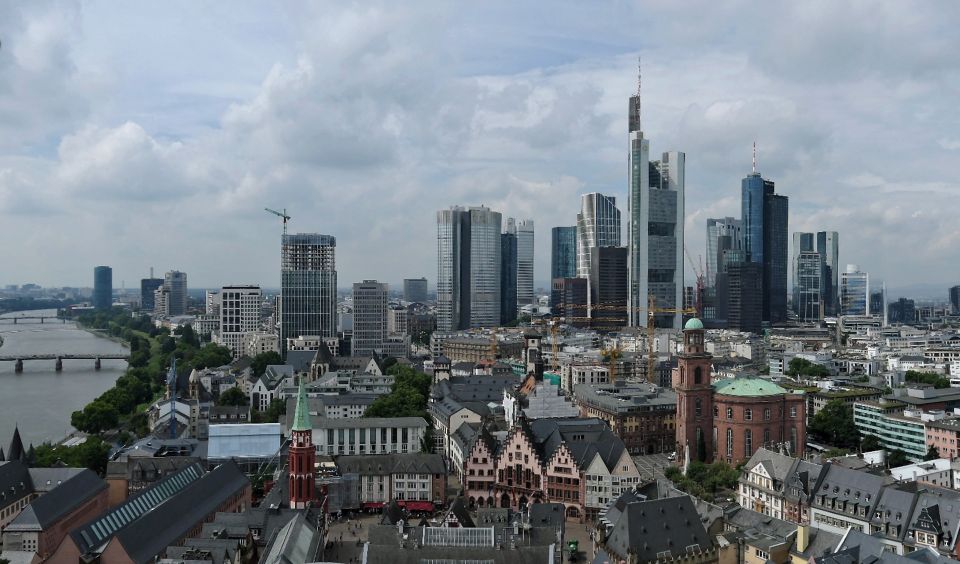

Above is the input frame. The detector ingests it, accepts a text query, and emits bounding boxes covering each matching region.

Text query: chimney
[796,524,810,552]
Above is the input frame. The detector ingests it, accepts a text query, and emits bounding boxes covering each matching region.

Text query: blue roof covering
[208,423,282,460]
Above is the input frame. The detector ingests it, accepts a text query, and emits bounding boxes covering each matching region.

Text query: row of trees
[786,358,831,379]
[664,461,740,502]
[905,370,951,389]
[364,364,432,419]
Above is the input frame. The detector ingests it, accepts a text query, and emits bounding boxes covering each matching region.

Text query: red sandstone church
[673,318,807,466]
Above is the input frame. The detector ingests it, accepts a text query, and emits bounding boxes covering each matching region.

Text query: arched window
[695,398,702,417]
[713,406,719,417]
[744,429,753,457]
[764,428,771,445]
[726,428,733,458]
[694,366,702,384]
[726,407,733,419]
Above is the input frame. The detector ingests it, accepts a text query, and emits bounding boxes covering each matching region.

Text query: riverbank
[76,323,131,349]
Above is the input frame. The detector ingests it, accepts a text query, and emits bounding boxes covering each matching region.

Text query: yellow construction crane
[550,321,560,371]
[265,207,291,236]
[646,295,697,384]
[601,345,622,382]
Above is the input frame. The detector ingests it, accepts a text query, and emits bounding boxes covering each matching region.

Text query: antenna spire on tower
[636,55,642,118]
[752,141,757,173]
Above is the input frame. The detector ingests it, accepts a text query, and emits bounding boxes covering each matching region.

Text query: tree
[251,351,283,378]
[925,445,942,461]
[861,434,882,452]
[174,324,200,348]
[786,358,831,379]
[265,398,286,422]
[808,399,859,449]
[33,436,111,475]
[887,449,909,468]
[905,370,950,389]
[218,387,249,407]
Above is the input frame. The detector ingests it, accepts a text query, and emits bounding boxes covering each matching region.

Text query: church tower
[673,318,714,466]
[289,376,316,509]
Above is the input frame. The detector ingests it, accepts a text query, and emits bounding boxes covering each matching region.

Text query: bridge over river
[0,315,66,324]
[0,354,129,372]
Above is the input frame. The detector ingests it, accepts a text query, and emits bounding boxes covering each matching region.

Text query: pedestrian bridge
[0,354,129,372]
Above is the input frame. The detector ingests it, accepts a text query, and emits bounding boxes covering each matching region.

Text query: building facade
[164,270,188,316]
[93,266,112,310]
[500,224,517,325]
[551,277,588,324]
[280,233,338,354]
[217,285,262,357]
[437,206,502,331]
[673,319,715,466]
[742,171,788,324]
[576,193,621,279]
[352,280,388,357]
[403,277,428,303]
[516,219,535,310]
[551,226,577,280]
[706,217,742,287]
[140,277,163,311]
[575,383,676,455]
[795,250,825,322]
[590,246,628,330]
[841,264,870,316]
[310,417,428,456]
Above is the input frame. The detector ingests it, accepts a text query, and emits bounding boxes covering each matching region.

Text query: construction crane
[265,207,291,236]
[550,321,560,371]
[646,295,697,384]
[684,245,706,318]
[601,345,622,382]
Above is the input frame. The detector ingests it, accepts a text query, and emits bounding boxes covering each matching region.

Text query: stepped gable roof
[0,460,33,512]
[446,497,475,528]
[529,417,624,470]
[4,469,106,532]
[604,497,712,562]
[336,453,445,476]
[284,350,317,373]
[8,426,25,463]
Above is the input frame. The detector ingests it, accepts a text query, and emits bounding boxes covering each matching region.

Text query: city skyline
[1,3,959,292]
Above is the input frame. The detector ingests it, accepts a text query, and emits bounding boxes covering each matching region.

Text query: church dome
[684,318,704,331]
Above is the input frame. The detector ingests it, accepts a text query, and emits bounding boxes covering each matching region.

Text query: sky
[1,1,959,297]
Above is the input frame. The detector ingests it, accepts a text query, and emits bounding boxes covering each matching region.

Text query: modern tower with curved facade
[575,193,620,279]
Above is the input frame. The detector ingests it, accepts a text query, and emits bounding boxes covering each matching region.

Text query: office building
[403,277,428,303]
[706,217,742,287]
[93,266,112,310]
[154,286,169,317]
[516,219,534,310]
[742,168,788,324]
[576,193,621,278]
[626,90,686,328]
[817,231,840,315]
[950,285,960,315]
[795,250,825,322]
[889,298,916,325]
[163,270,188,316]
[871,284,888,325]
[715,258,763,334]
[280,233,338,354]
[437,206,502,331]
[590,246,628,331]
[140,277,163,311]
[551,277,588,326]
[217,285,262,357]
[500,223,517,325]
[840,264,870,316]
[310,417,428,456]
[352,280,388,357]
[551,226,577,280]
[205,290,220,316]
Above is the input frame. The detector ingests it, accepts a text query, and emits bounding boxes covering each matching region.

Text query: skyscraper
[352,280,388,357]
[742,167,788,324]
[840,265,869,316]
[218,285,262,357]
[817,231,840,315]
[516,219,535,310]
[93,266,112,310]
[590,247,629,331]
[795,251,825,322]
[403,278,428,303]
[792,232,815,313]
[140,277,163,311]
[949,285,959,315]
[280,233,337,354]
[551,226,577,280]
[436,205,502,331]
[626,73,684,329]
[576,193,621,278]
[706,217,742,287]
[500,225,517,326]
[163,270,188,316]
[551,277,588,326]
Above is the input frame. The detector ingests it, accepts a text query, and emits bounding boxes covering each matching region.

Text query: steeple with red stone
[289,376,316,509]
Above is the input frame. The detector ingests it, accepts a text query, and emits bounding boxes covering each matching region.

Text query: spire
[0,446,5,461]
[292,375,312,432]
[752,141,757,173]
[8,426,24,464]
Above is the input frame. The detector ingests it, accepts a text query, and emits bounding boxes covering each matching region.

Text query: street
[631,452,674,482]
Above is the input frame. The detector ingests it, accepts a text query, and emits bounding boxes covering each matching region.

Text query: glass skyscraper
[551,226,577,280]
[516,219,535,310]
[706,217,742,288]
[93,266,112,310]
[795,251,824,322]
[163,270,188,316]
[280,233,337,354]
[816,231,840,316]
[840,264,869,316]
[576,193,621,279]
[742,172,788,324]
[352,280,387,357]
[500,227,517,325]
[436,205,502,331]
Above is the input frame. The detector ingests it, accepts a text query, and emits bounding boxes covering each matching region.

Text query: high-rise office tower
[889,298,916,325]
[500,224,518,326]
[140,274,163,312]
[840,265,870,316]
[352,280,388,357]
[576,193,621,278]
[706,218,742,287]
[590,247,629,331]
[516,219,535,310]
[817,232,839,315]
[742,162,788,324]
[403,278,428,303]
[163,270,188,316]
[205,290,221,316]
[792,232,815,313]
[551,226,577,280]
[551,277,589,327]
[280,234,338,354]
[93,266,113,310]
[795,251,825,322]
[218,285,262,357]
[436,206,502,331]
[715,257,763,334]
[949,285,960,315]
[626,71,684,328]
[870,285,888,325]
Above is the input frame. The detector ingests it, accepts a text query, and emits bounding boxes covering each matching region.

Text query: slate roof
[380,500,407,525]
[335,453,445,476]
[528,417,627,471]
[870,485,918,541]
[814,463,889,514]
[284,350,317,373]
[446,497,475,527]
[603,496,712,562]
[434,375,520,403]
[4,469,106,532]
[908,486,960,551]
[311,416,428,430]
[529,502,565,533]
[260,512,321,564]
[7,426,25,463]
[743,448,797,493]
[0,460,33,513]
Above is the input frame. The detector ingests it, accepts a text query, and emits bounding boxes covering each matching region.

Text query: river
[0,309,129,447]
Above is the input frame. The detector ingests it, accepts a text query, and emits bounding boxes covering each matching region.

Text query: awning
[399,501,435,512]
[362,502,385,509]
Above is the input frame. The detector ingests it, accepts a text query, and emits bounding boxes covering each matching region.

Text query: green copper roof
[713,377,790,397]
[291,376,312,432]
[684,318,704,330]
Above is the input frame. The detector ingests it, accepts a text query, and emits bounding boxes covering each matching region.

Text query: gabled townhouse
[248,364,295,412]
[738,448,825,524]
[809,463,888,536]
[428,396,485,459]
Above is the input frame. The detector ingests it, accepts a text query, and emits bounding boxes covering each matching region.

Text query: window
[744,408,753,421]
[764,408,771,420]
[727,407,733,419]
[790,406,797,418]
[695,398,702,417]
[714,406,719,417]
[764,428,770,445]
[694,367,702,384]
[726,428,734,458]
[745,429,753,457]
